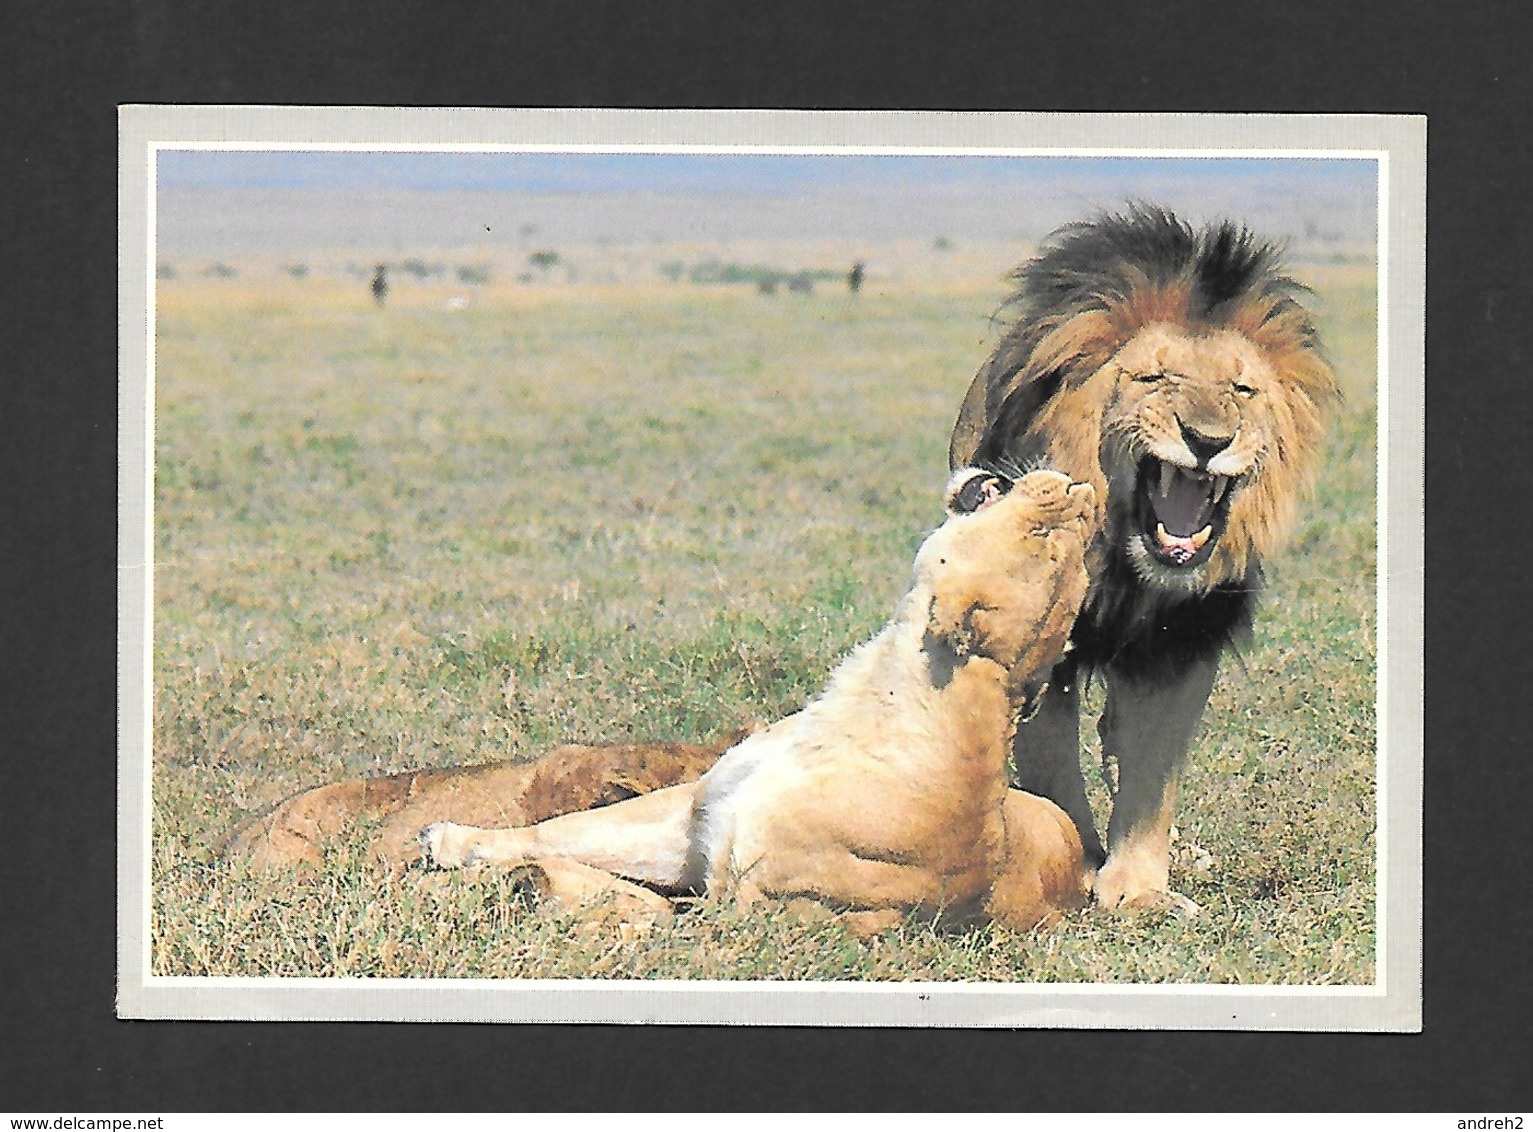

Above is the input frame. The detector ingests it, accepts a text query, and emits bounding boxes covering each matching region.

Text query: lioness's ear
[944,467,1014,515]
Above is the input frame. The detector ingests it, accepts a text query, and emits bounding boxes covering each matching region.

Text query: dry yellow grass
[150,252,1377,982]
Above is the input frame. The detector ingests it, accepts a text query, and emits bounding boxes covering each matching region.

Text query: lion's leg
[420,782,699,890]
[1012,672,1106,872]
[1095,655,1217,915]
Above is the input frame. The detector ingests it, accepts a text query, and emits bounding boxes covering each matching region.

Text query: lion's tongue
[1154,526,1204,560]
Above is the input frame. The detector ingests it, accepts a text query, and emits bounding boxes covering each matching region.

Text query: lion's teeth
[1190,525,1212,550]
[1158,463,1175,498]
[1212,475,1230,503]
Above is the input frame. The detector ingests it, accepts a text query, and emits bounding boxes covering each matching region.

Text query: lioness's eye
[1233,382,1257,397]
[1132,371,1162,384]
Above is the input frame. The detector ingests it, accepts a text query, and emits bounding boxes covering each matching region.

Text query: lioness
[420,468,1095,934]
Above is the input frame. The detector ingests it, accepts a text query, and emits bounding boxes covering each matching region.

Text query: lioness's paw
[418,822,476,869]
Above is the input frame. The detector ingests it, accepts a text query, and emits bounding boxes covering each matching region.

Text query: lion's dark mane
[1070,553,1260,683]
[992,203,1319,370]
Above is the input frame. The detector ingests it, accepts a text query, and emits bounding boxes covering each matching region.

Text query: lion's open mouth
[1133,457,1239,568]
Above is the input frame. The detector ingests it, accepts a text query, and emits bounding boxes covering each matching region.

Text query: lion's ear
[950,362,1064,470]
[949,371,992,468]
[952,306,1121,471]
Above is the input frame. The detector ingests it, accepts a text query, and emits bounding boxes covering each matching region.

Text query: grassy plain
[150,248,1378,982]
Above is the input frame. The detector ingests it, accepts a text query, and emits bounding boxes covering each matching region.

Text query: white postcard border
[118,107,1425,1029]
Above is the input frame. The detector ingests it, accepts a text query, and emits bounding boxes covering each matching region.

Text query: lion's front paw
[1106,887,1203,918]
[418,822,477,869]
[1094,857,1201,918]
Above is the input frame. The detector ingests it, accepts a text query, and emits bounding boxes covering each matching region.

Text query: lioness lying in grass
[419,468,1095,934]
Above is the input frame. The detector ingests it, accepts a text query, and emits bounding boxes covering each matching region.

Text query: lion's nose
[1177,418,1234,466]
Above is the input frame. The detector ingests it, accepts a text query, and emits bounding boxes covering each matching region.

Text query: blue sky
[157,150,1377,196]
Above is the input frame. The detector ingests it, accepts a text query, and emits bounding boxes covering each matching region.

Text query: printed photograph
[124,115,1410,1023]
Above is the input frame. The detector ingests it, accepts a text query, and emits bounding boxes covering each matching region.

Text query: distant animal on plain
[370,264,388,306]
[848,260,865,293]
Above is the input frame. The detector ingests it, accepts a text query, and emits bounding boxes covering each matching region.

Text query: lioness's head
[950,205,1338,597]
[921,468,1094,679]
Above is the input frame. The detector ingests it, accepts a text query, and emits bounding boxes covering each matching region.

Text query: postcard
[119,107,1423,1027]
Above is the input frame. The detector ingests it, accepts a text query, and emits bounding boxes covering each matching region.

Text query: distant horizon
[158,150,1378,196]
[154,151,1379,258]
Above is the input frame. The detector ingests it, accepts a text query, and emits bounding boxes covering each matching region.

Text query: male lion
[949,204,1339,914]
[420,468,1095,935]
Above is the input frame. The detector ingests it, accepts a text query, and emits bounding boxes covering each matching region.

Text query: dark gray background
[5,0,1527,1112]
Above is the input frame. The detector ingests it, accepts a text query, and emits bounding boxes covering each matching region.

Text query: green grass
[151,262,1378,983]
